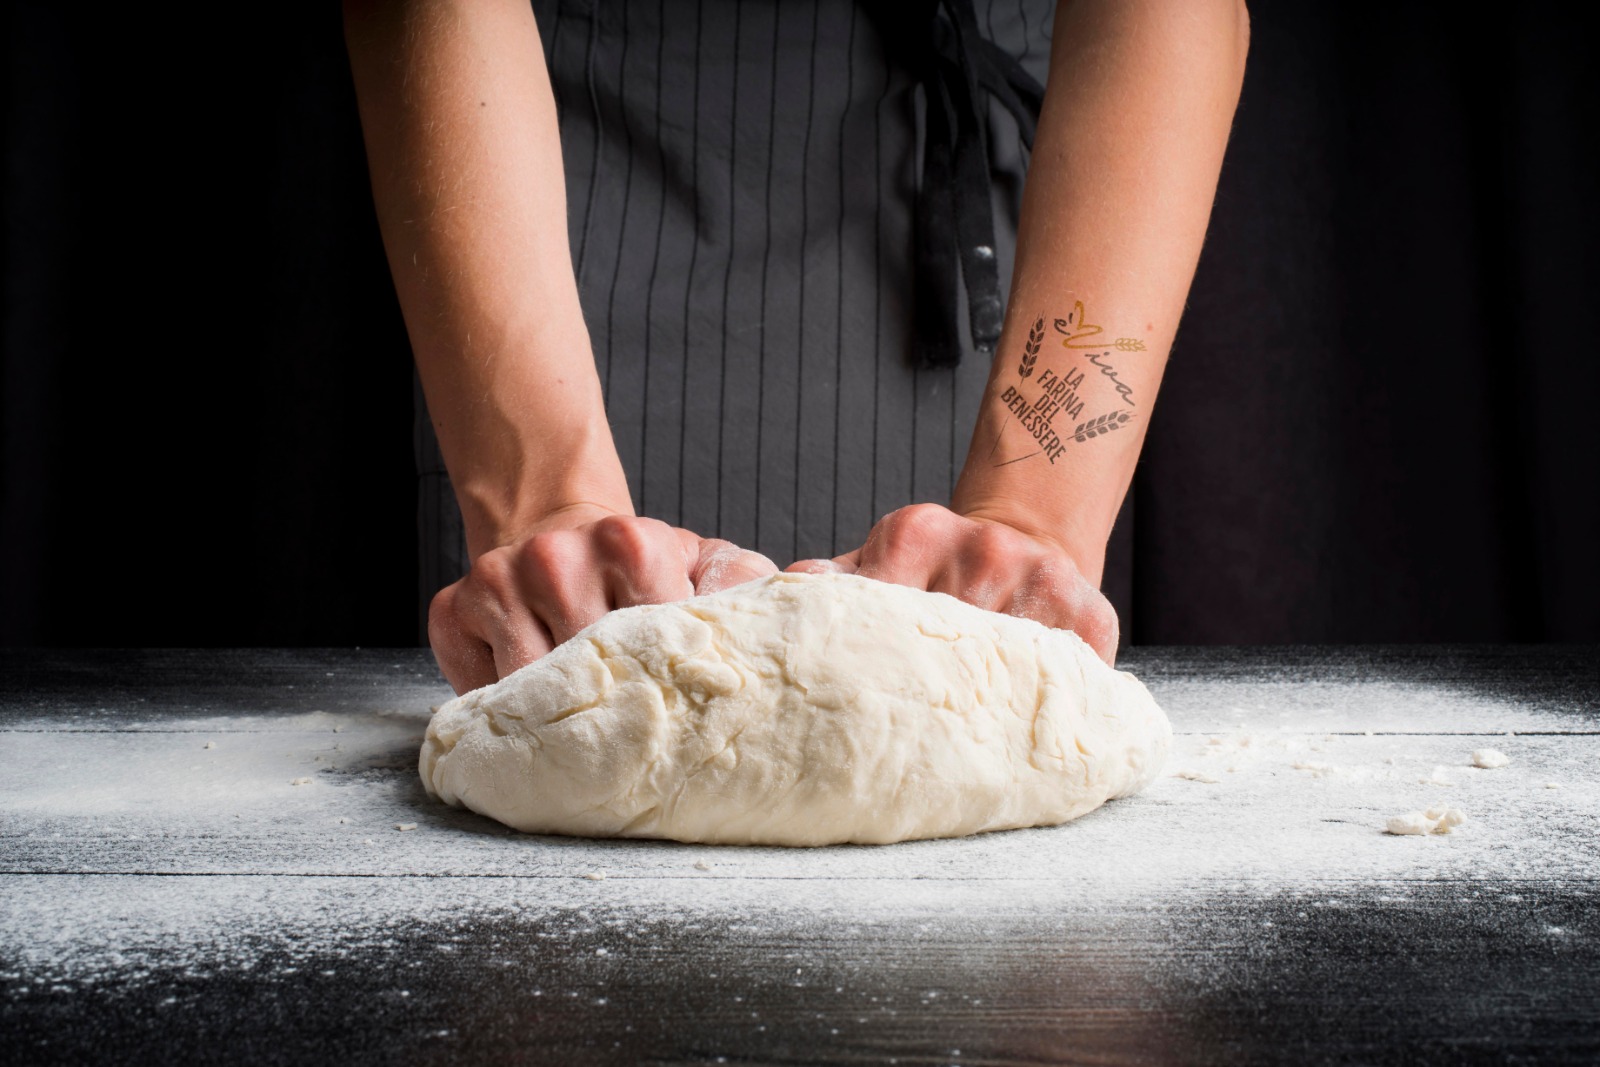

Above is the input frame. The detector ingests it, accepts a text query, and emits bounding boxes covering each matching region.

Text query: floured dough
[1385,806,1466,836]
[419,572,1170,846]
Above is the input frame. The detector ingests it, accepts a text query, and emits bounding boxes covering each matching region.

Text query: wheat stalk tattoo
[1019,317,1044,379]
[1071,410,1134,443]
[1109,338,1147,352]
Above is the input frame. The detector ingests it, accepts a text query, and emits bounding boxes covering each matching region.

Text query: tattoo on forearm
[1019,317,1044,379]
[1053,300,1147,351]
[1069,411,1133,442]
[990,300,1143,468]
[1085,352,1136,407]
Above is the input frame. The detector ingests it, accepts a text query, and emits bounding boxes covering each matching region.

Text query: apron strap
[910,0,1046,367]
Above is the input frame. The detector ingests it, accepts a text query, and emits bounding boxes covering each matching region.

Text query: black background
[2,1,1596,647]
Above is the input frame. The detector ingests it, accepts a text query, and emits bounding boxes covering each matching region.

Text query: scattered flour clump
[1292,761,1339,778]
[1471,748,1510,769]
[1171,769,1220,784]
[1385,806,1466,836]
[1418,766,1455,787]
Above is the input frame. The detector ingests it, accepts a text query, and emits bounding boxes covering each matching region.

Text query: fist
[789,503,1118,664]
[430,511,777,694]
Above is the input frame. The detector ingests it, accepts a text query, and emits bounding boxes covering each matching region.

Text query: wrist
[457,420,633,557]
[952,302,1151,588]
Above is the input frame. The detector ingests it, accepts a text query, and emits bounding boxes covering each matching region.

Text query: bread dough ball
[419,573,1171,846]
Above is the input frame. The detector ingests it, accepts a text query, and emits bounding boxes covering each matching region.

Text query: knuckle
[882,503,949,547]
[969,521,1017,565]
[899,502,949,530]
[729,550,777,582]
[1066,584,1118,651]
[427,583,460,637]
[471,547,518,593]
[1094,596,1120,641]
[1017,559,1077,615]
[695,537,735,565]
[592,515,659,563]
[519,532,569,576]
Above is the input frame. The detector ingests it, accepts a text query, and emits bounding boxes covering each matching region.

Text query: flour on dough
[419,572,1171,846]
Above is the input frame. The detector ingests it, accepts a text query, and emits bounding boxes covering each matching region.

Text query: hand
[429,505,778,694]
[788,503,1119,664]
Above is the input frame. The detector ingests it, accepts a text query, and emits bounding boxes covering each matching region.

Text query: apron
[417,0,1057,624]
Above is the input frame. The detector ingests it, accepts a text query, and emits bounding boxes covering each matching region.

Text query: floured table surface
[1,646,1597,1064]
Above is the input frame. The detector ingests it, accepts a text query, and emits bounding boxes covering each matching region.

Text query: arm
[345,0,621,552]
[957,0,1249,578]
[345,0,771,693]
[796,0,1250,662]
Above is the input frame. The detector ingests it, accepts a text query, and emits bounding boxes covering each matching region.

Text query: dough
[419,572,1171,846]
[1471,748,1510,769]
[1385,806,1466,836]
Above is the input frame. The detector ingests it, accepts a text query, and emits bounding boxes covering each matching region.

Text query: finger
[459,590,556,681]
[592,516,696,608]
[1010,562,1119,665]
[931,567,1018,613]
[780,559,844,575]
[428,583,508,695]
[1070,588,1120,666]
[514,531,612,646]
[694,539,779,593]
[853,506,950,590]
[455,548,560,676]
[792,548,863,575]
[434,636,496,697]
[675,527,705,570]
[925,523,1023,612]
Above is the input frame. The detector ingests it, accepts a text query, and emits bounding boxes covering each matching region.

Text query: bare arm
[956,0,1250,576]
[798,0,1250,661]
[344,0,625,551]
[345,0,772,693]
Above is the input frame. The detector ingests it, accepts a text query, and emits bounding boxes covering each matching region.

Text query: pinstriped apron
[416,0,1057,627]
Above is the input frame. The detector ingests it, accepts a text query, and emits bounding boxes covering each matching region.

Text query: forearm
[953,0,1249,584]
[344,0,629,558]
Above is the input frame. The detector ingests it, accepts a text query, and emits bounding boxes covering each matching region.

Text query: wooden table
[2,647,1597,1064]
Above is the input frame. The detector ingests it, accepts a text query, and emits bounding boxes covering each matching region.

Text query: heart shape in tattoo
[1053,300,1104,348]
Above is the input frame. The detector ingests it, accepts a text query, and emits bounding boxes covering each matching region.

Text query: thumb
[784,549,860,576]
[692,539,779,594]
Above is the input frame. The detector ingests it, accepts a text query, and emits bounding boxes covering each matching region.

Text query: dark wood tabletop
[2,646,1597,1065]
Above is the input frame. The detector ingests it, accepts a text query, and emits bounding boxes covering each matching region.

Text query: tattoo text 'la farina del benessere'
[990,302,1141,468]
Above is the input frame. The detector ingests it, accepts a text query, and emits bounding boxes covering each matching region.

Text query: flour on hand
[419,572,1171,846]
